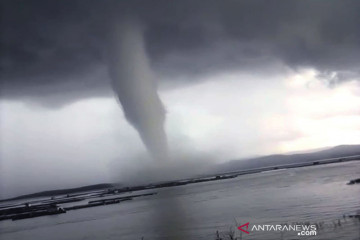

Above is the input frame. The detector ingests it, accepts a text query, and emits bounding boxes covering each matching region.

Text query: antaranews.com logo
[238,222,317,237]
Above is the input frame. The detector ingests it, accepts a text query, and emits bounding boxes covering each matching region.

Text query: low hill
[215,144,360,173]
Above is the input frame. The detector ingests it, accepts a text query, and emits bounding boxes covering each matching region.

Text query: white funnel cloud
[108,20,168,162]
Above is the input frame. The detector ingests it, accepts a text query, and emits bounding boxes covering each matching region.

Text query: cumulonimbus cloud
[1,0,360,105]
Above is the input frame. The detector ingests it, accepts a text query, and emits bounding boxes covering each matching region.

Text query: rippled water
[1,161,360,240]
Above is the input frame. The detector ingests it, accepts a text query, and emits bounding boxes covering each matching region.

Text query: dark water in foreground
[1,161,360,240]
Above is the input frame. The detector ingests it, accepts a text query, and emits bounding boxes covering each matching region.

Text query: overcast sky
[1,0,360,198]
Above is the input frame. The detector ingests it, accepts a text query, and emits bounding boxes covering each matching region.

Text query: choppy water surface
[1,161,360,240]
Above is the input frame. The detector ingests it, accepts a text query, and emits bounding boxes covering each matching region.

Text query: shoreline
[1,155,359,205]
[0,157,358,222]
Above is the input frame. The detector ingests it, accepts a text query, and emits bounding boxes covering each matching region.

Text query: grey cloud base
[1,0,360,105]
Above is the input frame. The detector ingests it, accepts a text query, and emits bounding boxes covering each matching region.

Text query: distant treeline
[0,183,115,202]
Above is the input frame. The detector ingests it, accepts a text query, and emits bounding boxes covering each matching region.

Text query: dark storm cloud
[1,0,360,105]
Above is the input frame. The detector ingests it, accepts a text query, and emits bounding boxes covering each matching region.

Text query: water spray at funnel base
[108,21,168,162]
